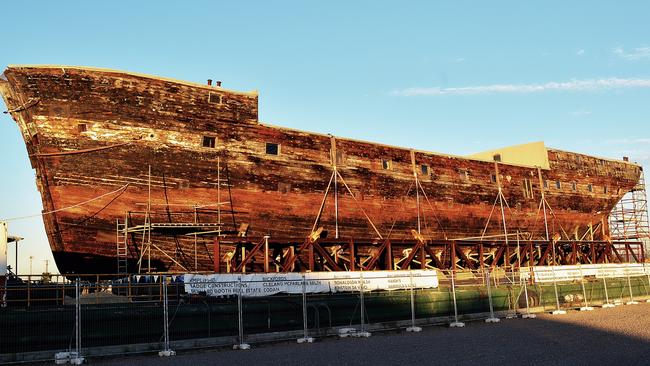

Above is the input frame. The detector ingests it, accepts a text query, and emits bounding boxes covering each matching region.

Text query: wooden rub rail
[213,236,646,273]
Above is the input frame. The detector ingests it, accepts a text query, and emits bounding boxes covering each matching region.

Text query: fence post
[127,276,132,300]
[56,278,85,364]
[550,266,566,315]
[601,274,615,308]
[406,270,422,332]
[27,275,30,307]
[504,271,518,319]
[96,275,100,305]
[644,263,650,303]
[485,269,500,323]
[356,270,371,337]
[625,268,639,305]
[234,276,250,349]
[297,273,314,343]
[449,270,465,327]
[578,265,593,311]
[1,271,6,308]
[158,275,175,357]
[521,268,536,318]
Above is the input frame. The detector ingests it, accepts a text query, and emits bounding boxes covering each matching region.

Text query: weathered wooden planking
[0,65,641,273]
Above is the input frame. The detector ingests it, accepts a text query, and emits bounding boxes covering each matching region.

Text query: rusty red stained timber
[348,239,356,271]
[0,65,644,274]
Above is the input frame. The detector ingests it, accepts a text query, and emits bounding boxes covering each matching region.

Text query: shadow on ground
[88,302,650,366]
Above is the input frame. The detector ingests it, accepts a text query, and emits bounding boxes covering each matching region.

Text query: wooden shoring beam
[281,236,316,272]
[557,244,568,265]
[490,245,505,269]
[639,244,645,263]
[625,242,640,263]
[591,242,596,264]
[537,241,553,266]
[363,239,392,271]
[420,244,426,269]
[440,244,449,269]
[399,240,426,270]
[577,243,586,264]
[423,246,444,269]
[308,242,315,271]
[233,237,268,273]
[575,244,592,264]
[230,242,241,271]
[508,244,521,268]
[386,240,393,270]
[596,243,611,264]
[311,241,343,271]
[211,236,647,271]
[611,244,625,263]
[273,246,284,266]
[570,242,578,264]
[268,247,284,269]
[455,243,477,270]
[518,243,530,268]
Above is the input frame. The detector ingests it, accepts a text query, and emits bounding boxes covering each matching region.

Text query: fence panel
[2,264,650,361]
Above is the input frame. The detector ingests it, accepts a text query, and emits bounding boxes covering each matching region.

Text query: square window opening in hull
[203,136,216,148]
[421,164,429,176]
[382,159,392,170]
[208,92,223,104]
[266,142,280,155]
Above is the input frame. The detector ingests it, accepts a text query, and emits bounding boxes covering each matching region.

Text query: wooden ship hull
[0,65,643,275]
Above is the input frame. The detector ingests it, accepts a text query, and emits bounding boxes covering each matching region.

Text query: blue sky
[1,1,649,274]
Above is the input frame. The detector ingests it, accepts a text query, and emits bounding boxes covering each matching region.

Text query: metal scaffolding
[115,155,238,275]
[609,170,650,260]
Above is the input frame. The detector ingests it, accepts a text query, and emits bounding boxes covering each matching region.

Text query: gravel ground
[91,303,650,366]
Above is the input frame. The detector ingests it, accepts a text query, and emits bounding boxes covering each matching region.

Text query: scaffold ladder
[116,217,129,276]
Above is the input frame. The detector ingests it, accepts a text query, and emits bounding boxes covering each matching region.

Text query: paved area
[91,303,650,365]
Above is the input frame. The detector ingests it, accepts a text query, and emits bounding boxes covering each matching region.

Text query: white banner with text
[184,270,439,297]
[521,263,649,283]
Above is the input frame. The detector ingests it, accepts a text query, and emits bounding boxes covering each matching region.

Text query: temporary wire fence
[2,264,650,363]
